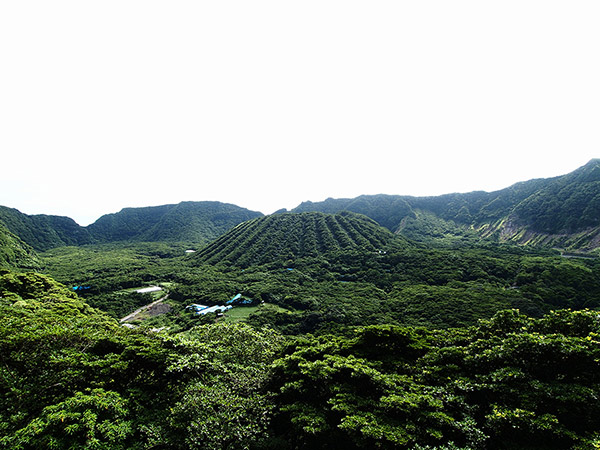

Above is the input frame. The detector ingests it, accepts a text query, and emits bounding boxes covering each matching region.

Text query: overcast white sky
[1,1,599,225]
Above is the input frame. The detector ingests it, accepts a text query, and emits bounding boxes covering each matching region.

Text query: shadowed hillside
[0,206,93,251]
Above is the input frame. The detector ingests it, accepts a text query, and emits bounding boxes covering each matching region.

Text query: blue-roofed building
[186,304,209,313]
[186,303,233,315]
[72,286,91,291]
[226,293,242,305]
[198,305,232,315]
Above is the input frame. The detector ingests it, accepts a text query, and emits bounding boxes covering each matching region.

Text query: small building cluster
[186,293,252,316]
[72,285,91,291]
[186,304,232,315]
[226,293,253,305]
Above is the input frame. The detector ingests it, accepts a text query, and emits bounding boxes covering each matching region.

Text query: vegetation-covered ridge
[87,201,263,244]
[0,201,263,251]
[293,159,600,250]
[3,160,600,252]
[0,206,93,251]
[192,211,402,267]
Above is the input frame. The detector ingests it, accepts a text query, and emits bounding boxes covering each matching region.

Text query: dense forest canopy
[1,161,600,448]
[1,271,599,449]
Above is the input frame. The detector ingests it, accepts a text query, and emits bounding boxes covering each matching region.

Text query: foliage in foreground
[1,270,599,449]
[0,271,282,449]
[268,309,600,449]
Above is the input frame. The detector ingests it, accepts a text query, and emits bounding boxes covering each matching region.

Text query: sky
[1,1,599,226]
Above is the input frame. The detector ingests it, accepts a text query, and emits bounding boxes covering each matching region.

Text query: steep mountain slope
[293,160,600,250]
[0,222,39,269]
[292,195,418,231]
[87,201,263,244]
[505,159,600,233]
[0,206,93,251]
[292,178,550,233]
[193,211,401,267]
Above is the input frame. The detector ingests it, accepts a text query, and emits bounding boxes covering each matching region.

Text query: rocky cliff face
[479,215,600,251]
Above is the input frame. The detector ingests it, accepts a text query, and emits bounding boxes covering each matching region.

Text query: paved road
[120,293,169,323]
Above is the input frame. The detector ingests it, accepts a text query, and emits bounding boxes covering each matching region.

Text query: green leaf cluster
[269,310,600,449]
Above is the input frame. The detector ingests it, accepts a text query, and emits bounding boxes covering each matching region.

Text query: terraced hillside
[193,211,400,267]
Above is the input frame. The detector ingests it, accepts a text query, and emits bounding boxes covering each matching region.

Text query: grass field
[222,305,261,323]
[222,303,290,323]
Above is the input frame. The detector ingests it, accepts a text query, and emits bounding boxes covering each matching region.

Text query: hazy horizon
[2,158,596,226]
[2,2,598,226]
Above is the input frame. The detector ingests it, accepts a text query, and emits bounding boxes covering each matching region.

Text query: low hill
[193,211,401,267]
[293,160,600,250]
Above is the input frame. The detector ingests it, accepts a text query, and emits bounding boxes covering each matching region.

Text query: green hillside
[0,206,93,251]
[293,160,600,250]
[86,201,263,244]
[291,180,551,234]
[193,211,401,267]
[0,222,39,270]
[2,269,599,449]
[510,159,600,233]
[0,202,263,251]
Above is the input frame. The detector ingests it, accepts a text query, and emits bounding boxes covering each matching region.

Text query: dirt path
[120,293,169,323]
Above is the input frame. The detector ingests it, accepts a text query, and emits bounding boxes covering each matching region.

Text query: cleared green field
[222,303,290,323]
[222,305,261,323]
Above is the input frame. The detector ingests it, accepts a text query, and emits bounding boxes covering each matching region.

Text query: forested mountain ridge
[193,211,402,267]
[2,160,600,252]
[293,159,600,250]
[0,206,94,251]
[87,201,263,244]
[0,201,263,251]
